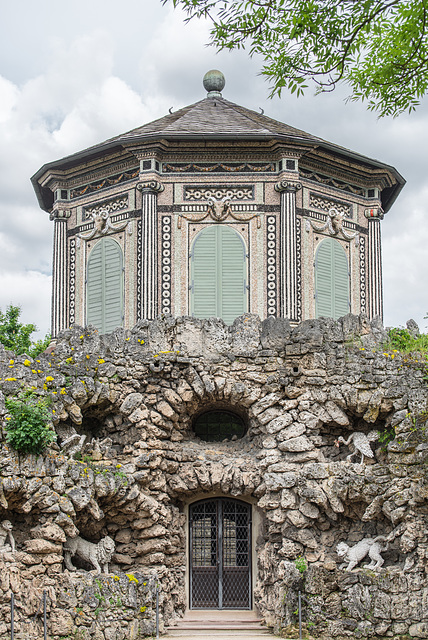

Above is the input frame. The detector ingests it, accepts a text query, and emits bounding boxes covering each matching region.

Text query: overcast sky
[1,0,427,337]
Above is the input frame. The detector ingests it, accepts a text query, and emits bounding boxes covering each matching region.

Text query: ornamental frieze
[184,185,254,201]
[300,167,366,196]
[70,168,139,199]
[82,196,129,221]
[309,193,352,218]
[163,162,275,174]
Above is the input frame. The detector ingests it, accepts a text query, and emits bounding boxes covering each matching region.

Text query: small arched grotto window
[87,237,124,334]
[314,237,350,319]
[193,410,246,442]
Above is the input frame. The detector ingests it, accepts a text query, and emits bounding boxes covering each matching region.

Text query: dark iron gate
[189,498,252,609]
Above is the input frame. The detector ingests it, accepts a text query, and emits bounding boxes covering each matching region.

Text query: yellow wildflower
[23,359,31,366]
[45,376,54,382]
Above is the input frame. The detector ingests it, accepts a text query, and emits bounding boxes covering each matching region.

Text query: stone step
[165,610,272,638]
[164,631,273,639]
[173,622,266,630]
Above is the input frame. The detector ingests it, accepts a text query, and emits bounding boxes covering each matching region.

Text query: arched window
[190,225,247,324]
[193,409,246,442]
[87,238,123,333]
[315,237,350,319]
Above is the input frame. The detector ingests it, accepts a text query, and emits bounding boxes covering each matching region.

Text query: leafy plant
[294,556,307,574]
[384,327,428,354]
[4,391,55,455]
[378,425,396,450]
[167,0,428,117]
[0,304,50,356]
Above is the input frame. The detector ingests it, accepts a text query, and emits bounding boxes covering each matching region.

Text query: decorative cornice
[137,180,164,194]
[274,181,302,193]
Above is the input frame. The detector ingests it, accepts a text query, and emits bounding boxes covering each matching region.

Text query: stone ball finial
[203,70,225,98]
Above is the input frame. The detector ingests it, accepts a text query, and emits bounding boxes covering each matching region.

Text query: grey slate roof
[109,97,324,142]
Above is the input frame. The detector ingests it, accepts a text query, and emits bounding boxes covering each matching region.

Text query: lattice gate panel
[190,499,251,609]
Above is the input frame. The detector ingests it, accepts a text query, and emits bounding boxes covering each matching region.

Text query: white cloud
[0,270,51,338]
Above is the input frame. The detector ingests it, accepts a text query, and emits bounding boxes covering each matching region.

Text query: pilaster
[49,210,71,338]
[365,208,384,320]
[275,181,302,321]
[136,181,164,320]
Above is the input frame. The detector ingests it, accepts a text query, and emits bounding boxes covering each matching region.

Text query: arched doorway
[190,225,248,324]
[189,498,252,609]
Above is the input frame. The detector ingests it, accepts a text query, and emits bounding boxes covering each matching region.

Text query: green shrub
[4,391,55,455]
[294,556,307,574]
[385,327,428,353]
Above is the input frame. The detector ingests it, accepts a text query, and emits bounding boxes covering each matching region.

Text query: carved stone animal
[336,536,388,571]
[335,430,379,464]
[0,520,15,553]
[64,535,115,573]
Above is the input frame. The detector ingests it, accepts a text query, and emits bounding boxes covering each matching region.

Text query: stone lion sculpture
[336,536,388,571]
[0,520,15,554]
[64,535,115,573]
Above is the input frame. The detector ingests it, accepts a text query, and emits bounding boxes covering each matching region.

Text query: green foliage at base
[4,391,55,455]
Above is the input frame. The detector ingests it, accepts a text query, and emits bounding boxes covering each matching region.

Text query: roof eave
[31,131,405,214]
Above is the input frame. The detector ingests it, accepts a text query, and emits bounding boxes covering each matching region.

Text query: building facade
[32,71,404,337]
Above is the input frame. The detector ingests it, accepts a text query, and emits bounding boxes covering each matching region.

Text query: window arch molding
[189,224,248,324]
[314,237,350,319]
[86,236,124,334]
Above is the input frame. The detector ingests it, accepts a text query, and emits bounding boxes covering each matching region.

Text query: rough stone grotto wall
[0,313,427,639]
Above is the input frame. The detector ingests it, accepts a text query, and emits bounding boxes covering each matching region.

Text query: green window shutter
[315,238,349,320]
[87,238,123,334]
[191,225,247,324]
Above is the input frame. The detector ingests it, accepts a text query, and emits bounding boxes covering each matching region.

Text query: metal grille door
[190,499,251,609]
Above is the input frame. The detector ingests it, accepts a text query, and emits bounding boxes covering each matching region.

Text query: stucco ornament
[64,535,115,573]
[78,207,129,241]
[310,207,358,240]
[177,195,261,228]
[336,537,388,571]
[335,430,379,464]
[0,520,15,554]
[207,196,232,221]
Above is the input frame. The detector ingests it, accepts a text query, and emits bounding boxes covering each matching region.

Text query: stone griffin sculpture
[64,535,115,573]
[0,520,15,554]
[335,430,379,464]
